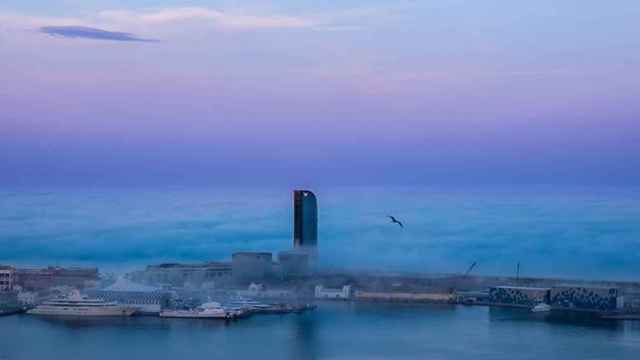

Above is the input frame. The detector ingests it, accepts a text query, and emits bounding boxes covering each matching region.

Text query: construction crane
[464,261,477,277]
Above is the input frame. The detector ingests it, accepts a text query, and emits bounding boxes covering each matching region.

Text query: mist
[2,186,639,280]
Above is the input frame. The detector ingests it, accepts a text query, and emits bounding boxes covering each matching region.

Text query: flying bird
[387,215,404,228]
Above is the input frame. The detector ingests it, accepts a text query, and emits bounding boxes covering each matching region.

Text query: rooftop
[149,262,231,269]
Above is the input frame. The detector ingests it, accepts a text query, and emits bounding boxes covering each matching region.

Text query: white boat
[231,298,272,311]
[224,298,273,317]
[27,290,135,317]
[531,303,551,313]
[159,301,232,319]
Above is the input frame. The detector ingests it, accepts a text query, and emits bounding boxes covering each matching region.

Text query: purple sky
[1,1,640,186]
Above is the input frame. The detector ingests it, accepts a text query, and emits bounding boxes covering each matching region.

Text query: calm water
[1,186,640,279]
[1,303,640,360]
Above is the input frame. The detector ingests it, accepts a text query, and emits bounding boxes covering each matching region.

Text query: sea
[2,303,640,359]
[1,186,640,359]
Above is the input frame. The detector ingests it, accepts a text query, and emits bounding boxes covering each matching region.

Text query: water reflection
[29,314,232,331]
[289,313,318,360]
[2,304,639,359]
[488,307,624,330]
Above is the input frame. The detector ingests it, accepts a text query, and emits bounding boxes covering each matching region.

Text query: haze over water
[2,186,639,280]
[2,2,639,280]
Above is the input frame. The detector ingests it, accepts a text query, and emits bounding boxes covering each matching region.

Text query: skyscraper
[293,190,317,251]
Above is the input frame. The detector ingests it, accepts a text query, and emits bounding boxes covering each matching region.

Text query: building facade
[488,286,550,307]
[293,190,317,251]
[232,252,273,283]
[549,286,622,312]
[278,250,310,278]
[15,267,98,290]
[0,266,15,292]
[129,262,232,288]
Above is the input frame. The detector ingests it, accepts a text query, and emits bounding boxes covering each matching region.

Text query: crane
[464,261,477,277]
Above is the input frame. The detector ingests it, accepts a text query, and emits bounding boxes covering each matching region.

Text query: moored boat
[160,301,233,319]
[27,290,135,317]
[531,303,552,313]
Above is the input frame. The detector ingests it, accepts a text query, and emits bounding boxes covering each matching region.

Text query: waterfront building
[488,286,551,308]
[549,285,623,312]
[293,190,318,252]
[15,266,98,290]
[232,252,273,283]
[278,250,310,278]
[0,266,15,292]
[128,262,232,288]
[315,285,352,300]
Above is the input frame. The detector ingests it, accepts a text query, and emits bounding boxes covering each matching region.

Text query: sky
[1,1,640,187]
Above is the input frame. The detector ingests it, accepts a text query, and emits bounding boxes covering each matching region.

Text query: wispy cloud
[98,7,315,30]
[0,5,386,41]
[40,26,155,42]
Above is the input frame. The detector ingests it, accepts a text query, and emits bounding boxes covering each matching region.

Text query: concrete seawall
[354,291,453,303]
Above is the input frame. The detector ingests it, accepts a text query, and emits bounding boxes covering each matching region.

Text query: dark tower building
[293,190,317,251]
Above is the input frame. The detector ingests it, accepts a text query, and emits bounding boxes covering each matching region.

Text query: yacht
[231,298,272,312]
[160,301,233,319]
[224,298,271,317]
[27,290,136,317]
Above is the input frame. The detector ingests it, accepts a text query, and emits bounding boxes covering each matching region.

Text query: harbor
[2,265,640,322]
[1,188,640,360]
[1,190,639,323]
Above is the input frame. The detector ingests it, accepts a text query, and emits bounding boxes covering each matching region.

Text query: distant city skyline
[1,1,639,186]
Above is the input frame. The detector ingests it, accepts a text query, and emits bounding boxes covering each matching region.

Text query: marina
[1,188,639,359]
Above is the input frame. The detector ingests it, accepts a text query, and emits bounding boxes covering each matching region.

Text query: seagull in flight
[387,215,404,228]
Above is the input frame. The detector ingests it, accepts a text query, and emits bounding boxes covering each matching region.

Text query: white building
[0,266,15,292]
[315,285,352,300]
